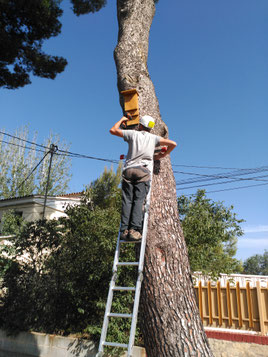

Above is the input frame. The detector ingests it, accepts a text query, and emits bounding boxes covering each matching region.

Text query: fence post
[208,281,212,325]
[226,281,232,327]
[236,282,243,328]
[198,281,203,322]
[217,281,222,326]
[256,280,265,335]
[246,281,253,329]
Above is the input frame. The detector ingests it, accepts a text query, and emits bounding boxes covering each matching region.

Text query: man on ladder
[110,115,177,240]
[97,115,177,356]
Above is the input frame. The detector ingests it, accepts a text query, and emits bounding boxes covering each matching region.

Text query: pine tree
[0,0,67,89]
[71,0,213,355]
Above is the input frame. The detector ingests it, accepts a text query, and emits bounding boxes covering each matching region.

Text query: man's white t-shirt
[123,130,161,173]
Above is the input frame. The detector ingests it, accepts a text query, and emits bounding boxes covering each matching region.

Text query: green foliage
[178,190,244,278]
[0,210,25,281]
[84,164,122,209]
[0,0,161,89]
[0,166,138,353]
[71,0,107,16]
[71,0,158,17]
[0,209,24,236]
[243,250,268,275]
[0,0,67,89]
[0,219,67,332]
[0,126,71,199]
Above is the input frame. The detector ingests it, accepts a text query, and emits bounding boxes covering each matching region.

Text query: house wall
[0,196,81,230]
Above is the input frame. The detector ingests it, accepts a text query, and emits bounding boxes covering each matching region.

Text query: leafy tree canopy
[243,250,268,275]
[0,0,67,89]
[178,190,244,278]
[84,164,122,209]
[0,126,71,199]
[0,0,160,89]
[70,0,158,16]
[70,0,107,15]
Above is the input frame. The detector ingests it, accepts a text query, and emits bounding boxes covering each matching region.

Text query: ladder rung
[103,342,128,348]
[108,312,132,318]
[117,262,139,266]
[113,286,136,291]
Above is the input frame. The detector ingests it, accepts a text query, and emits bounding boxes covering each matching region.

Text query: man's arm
[154,137,177,160]
[109,117,129,138]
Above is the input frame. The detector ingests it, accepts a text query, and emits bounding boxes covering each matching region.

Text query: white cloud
[236,237,267,260]
[238,237,268,249]
[243,225,268,233]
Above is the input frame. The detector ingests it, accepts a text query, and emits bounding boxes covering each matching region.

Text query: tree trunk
[114,1,213,356]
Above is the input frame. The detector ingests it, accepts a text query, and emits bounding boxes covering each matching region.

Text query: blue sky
[1,0,267,262]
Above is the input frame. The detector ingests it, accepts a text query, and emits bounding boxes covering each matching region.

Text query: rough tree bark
[114,1,214,356]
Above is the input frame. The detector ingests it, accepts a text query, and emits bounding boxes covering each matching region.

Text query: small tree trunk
[114,1,213,356]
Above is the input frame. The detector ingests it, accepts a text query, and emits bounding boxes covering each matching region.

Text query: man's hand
[110,116,129,137]
[154,138,177,160]
[154,147,167,161]
[120,116,130,129]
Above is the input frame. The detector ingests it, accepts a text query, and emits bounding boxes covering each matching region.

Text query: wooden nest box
[121,88,139,126]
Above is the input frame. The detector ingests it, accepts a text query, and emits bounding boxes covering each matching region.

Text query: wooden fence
[194,280,268,335]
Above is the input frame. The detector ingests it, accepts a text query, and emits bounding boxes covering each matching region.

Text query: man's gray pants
[121,167,150,233]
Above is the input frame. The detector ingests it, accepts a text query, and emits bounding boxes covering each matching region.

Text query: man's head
[139,115,155,131]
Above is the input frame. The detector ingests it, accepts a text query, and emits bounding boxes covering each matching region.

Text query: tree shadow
[67,338,97,357]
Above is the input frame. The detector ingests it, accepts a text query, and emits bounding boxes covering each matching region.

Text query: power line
[0,130,49,150]
[57,148,119,164]
[179,182,268,196]
[174,169,268,181]
[176,174,268,190]
[0,129,119,164]
[0,138,47,153]
[175,166,268,185]
[172,163,252,170]
[14,150,51,195]
[1,129,267,185]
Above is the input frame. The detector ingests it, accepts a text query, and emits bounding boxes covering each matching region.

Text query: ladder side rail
[98,175,153,356]
[128,179,152,356]
[97,273,117,355]
[127,272,143,357]
[112,231,122,272]
[138,180,152,273]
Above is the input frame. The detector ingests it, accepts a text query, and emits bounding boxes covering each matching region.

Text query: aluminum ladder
[97,184,152,357]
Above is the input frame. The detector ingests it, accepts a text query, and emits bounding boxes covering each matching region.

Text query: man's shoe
[120,230,129,240]
[128,229,142,241]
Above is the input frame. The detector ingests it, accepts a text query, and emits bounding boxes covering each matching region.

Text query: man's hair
[139,124,150,132]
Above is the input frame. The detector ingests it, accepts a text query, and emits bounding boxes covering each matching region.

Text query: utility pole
[42,144,58,219]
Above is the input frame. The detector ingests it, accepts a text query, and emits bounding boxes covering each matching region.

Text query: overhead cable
[175,166,268,185]
[179,182,268,196]
[14,150,51,195]
[57,148,119,164]
[0,130,49,150]
[1,129,267,176]
[174,169,268,180]
[0,138,47,153]
[172,163,252,170]
[0,130,119,164]
[176,174,268,190]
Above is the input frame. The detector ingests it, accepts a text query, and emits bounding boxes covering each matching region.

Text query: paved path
[209,339,268,357]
